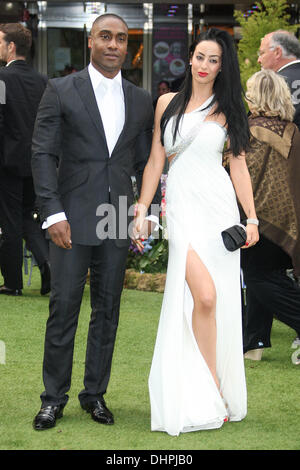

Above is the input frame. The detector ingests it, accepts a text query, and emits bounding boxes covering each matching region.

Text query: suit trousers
[242,268,300,352]
[40,239,129,407]
[241,235,300,352]
[0,168,49,289]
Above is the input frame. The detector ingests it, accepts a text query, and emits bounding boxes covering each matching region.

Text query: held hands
[132,203,152,253]
[242,223,259,249]
[48,220,72,249]
[132,219,154,253]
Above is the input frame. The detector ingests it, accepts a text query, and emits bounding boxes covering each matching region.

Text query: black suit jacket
[278,62,300,130]
[0,60,47,177]
[32,67,159,247]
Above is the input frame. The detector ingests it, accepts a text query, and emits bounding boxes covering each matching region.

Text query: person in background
[0,23,50,297]
[153,80,170,110]
[256,29,300,351]
[258,30,300,129]
[242,69,300,362]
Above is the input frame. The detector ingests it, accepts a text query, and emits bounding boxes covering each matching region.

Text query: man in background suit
[32,14,160,430]
[258,30,300,129]
[0,23,50,296]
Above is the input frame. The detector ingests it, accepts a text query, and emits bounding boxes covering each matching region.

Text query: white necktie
[97,79,125,156]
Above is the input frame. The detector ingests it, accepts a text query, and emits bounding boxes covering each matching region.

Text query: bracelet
[246,218,259,226]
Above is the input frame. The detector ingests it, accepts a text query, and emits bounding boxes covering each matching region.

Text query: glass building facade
[0,1,299,98]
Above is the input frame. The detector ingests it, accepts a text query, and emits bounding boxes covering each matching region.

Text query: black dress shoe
[81,399,114,424]
[40,261,51,296]
[33,405,64,430]
[0,285,22,296]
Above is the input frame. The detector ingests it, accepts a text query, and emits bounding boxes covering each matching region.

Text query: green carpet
[0,268,299,450]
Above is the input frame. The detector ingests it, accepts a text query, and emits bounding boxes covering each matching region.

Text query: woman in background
[242,69,300,362]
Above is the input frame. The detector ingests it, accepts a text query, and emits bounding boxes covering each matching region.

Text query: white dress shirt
[89,63,125,156]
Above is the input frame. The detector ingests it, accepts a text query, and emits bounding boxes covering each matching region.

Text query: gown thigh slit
[148,95,247,436]
[185,244,220,389]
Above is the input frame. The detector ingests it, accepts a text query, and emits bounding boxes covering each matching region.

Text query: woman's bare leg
[185,245,219,390]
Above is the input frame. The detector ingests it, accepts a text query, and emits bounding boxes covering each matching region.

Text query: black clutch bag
[221,223,247,252]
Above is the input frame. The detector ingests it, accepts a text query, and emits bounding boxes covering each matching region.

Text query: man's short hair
[92,13,128,31]
[0,23,32,56]
[270,31,300,59]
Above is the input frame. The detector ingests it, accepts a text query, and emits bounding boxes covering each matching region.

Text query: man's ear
[7,41,16,59]
[274,45,283,60]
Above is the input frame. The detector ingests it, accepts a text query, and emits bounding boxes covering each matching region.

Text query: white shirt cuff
[42,212,67,229]
[145,214,162,232]
[42,213,160,232]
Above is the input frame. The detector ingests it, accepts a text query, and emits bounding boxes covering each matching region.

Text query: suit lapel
[74,68,108,153]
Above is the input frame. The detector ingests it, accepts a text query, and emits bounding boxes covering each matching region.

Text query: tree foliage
[234,0,299,88]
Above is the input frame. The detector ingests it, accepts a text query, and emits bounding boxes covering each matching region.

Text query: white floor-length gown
[148,95,247,436]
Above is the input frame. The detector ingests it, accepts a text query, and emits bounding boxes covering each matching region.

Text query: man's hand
[48,220,72,249]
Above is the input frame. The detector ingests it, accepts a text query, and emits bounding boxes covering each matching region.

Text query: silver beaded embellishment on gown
[167,105,213,168]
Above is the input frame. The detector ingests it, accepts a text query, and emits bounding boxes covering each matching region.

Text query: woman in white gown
[133,28,259,436]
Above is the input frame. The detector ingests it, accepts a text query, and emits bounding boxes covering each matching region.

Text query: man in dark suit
[32,14,160,430]
[0,23,50,296]
[258,30,300,129]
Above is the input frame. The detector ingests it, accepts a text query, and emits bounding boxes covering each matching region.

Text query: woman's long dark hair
[160,28,250,156]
